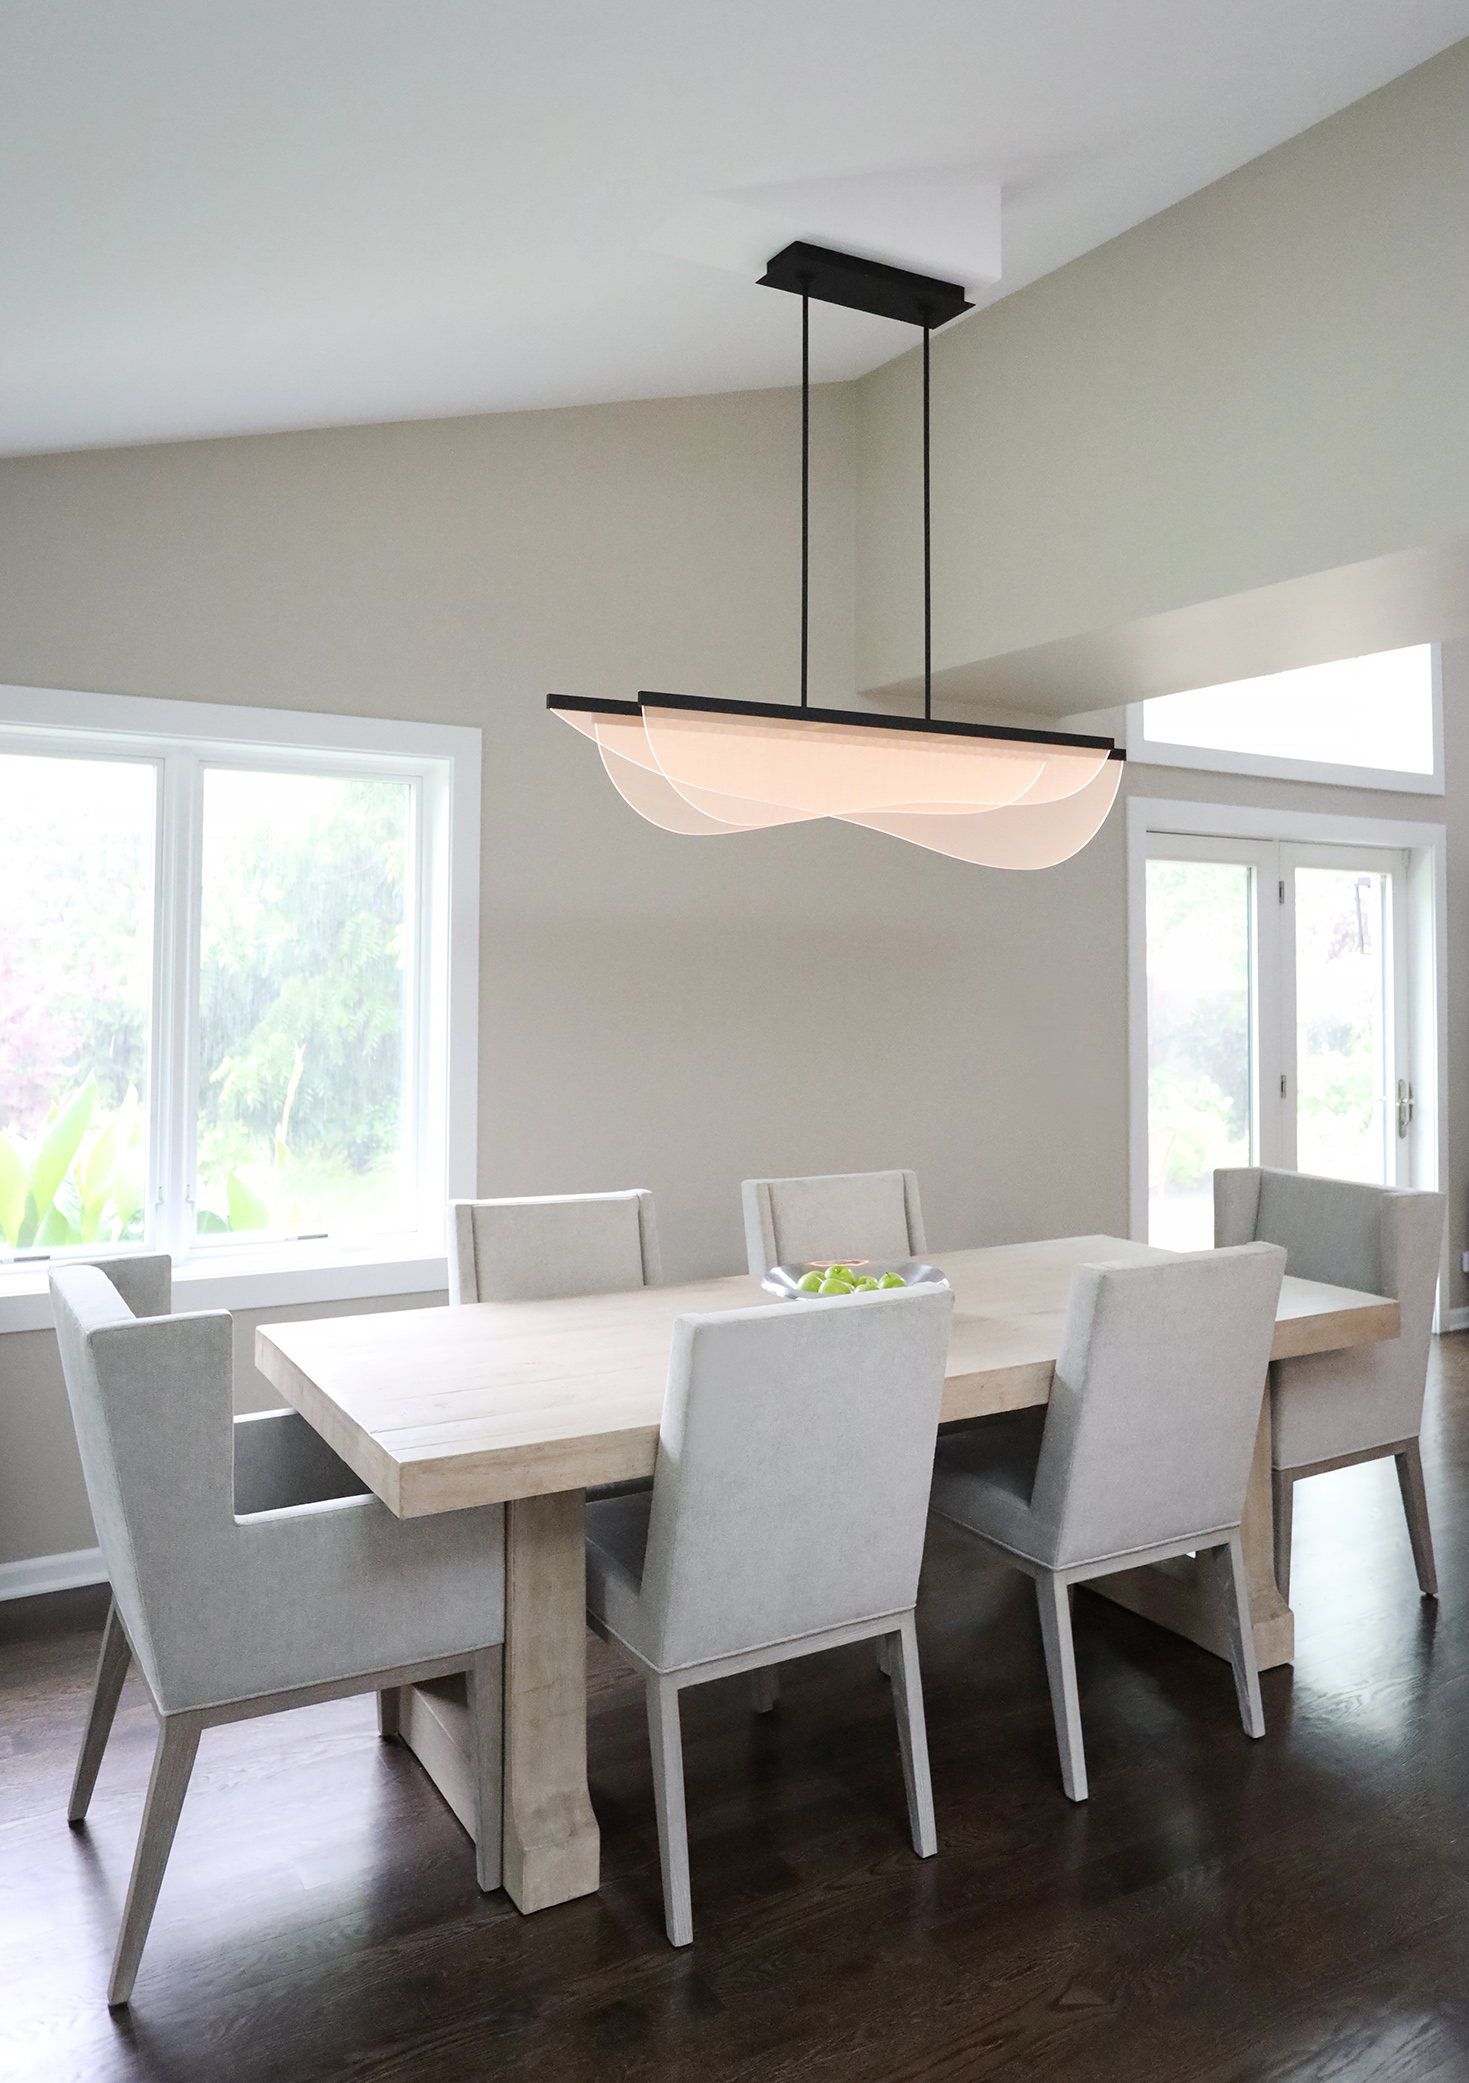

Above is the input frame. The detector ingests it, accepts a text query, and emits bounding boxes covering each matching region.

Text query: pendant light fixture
[549,241,1123,868]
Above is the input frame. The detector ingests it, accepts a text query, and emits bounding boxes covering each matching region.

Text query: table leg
[1091,1379,1295,1671]
[502,1489,601,1912]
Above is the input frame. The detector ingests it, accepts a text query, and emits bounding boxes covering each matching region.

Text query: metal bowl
[761,1258,948,1300]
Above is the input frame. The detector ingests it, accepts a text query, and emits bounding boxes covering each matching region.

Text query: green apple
[879,1272,907,1288]
[795,1271,823,1292]
[818,1277,855,1294]
[854,1276,880,1290]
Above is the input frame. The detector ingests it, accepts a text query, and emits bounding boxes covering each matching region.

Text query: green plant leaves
[24,1079,98,1240]
[0,1136,28,1247]
[226,1171,270,1232]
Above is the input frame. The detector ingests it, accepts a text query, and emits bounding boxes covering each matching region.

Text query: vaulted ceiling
[4,1,1467,455]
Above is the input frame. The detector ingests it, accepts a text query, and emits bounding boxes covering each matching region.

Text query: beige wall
[856,39,1469,690]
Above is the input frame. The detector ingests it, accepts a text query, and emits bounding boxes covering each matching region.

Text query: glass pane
[1146,859,1253,1251]
[0,753,154,1254]
[196,770,414,1242]
[1141,646,1434,775]
[1294,868,1391,1185]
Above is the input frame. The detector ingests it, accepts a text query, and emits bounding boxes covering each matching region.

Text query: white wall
[855,39,1469,690]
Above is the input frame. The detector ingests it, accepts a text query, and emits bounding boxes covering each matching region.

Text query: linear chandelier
[550,242,1123,869]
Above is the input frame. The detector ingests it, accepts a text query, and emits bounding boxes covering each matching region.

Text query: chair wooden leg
[108,1713,202,2008]
[466,1649,504,1893]
[69,1597,131,1825]
[645,1675,693,1947]
[376,1687,402,1740]
[1395,1440,1438,1598]
[1271,1468,1295,1603]
[749,1666,779,1714]
[1036,1573,1087,1802]
[1213,1532,1266,1740]
[887,1617,937,1858]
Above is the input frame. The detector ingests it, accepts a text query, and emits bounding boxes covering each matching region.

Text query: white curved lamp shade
[554,700,1121,867]
[600,746,814,832]
[844,756,1122,867]
[642,703,1052,816]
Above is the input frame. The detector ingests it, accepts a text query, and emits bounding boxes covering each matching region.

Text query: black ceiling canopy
[758,240,972,329]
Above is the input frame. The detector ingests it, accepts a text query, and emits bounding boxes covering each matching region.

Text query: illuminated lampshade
[551,696,1124,867]
[845,756,1123,868]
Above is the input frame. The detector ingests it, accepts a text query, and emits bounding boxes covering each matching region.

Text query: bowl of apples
[761,1258,948,1301]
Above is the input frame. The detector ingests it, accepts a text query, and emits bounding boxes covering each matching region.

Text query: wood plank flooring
[6,1341,1469,2080]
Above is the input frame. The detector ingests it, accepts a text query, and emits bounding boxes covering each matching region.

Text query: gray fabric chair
[1215,1166,1447,1601]
[930,1244,1286,1802]
[78,1252,174,1319]
[741,1169,926,1280]
[585,1282,954,1945]
[448,1188,661,1303]
[441,1188,664,1538]
[50,1263,506,2007]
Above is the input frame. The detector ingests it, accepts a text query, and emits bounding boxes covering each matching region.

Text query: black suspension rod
[922,321,932,722]
[801,286,810,711]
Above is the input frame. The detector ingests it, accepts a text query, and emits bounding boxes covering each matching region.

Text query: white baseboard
[1446,1307,1469,1334]
[0,1546,107,1603]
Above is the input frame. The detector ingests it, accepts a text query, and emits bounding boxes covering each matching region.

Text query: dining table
[254,1232,1400,1915]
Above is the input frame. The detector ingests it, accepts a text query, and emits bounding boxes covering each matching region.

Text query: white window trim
[1127,794,1449,1325]
[0,684,480,1333]
[1124,644,1445,796]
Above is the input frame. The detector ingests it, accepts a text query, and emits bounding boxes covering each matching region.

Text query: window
[1127,645,1442,794]
[0,686,479,1322]
[1128,801,1445,1291]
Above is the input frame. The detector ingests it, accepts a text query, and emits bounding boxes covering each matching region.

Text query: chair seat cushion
[930,1406,1049,1561]
[585,1490,654,1651]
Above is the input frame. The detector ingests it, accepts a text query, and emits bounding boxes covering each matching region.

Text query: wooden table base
[1092,1382,1295,1671]
[395,1489,600,1915]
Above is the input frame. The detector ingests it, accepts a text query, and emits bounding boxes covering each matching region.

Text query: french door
[1144,835,1411,1251]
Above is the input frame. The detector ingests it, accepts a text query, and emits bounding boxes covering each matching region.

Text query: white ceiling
[4,1,1468,457]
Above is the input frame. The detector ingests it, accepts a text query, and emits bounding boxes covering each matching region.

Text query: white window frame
[1127,795,1449,1324]
[0,685,480,1332]
[1125,644,1445,795]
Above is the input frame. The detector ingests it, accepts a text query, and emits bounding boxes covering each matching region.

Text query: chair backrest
[1214,1165,1446,1454]
[1026,1245,1286,1569]
[447,1190,661,1303]
[634,1283,954,1670]
[741,1169,926,1278]
[49,1264,234,1705]
[77,1252,172,1319]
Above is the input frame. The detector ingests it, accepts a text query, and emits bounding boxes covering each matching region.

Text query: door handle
[1397,1079,1414,1138]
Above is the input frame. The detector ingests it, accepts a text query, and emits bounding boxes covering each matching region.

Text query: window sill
[0,1246,449,1335]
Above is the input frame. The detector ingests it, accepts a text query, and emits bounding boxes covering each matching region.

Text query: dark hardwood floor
[6,1344,1469,2081]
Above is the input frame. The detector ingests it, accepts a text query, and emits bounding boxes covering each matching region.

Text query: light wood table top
[255,1235,1399,1520]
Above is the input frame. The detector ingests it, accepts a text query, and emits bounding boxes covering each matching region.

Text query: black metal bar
[801,287,809,711]
[548,690,1125,759]
[922,322,931,722]
[632,690,1123,756]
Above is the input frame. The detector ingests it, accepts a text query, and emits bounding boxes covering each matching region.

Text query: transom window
[1127,644,1441,793]
[0,687,478,1298]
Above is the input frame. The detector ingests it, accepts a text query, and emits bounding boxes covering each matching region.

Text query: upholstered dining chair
[1214,1166,1447,1601]
[51,1263,507,2008]
[930,1244,1286,1802]
[585,1282,954,1945]
[741,1168,926,1280]
[448,1188,661,1302]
